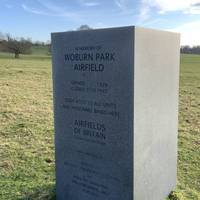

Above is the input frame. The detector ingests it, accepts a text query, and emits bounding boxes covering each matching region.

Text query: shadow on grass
[17,184,56,200]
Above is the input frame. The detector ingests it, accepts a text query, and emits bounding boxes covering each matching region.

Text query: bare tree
[1,34,32,58]
[0,32,5,51]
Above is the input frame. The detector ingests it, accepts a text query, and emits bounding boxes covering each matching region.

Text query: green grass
[31,45,50,56]
[0,52,54,199]
[173,54,200,200]
[0,52,199,200]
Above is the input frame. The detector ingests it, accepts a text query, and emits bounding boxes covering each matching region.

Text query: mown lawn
[0,53,55,199]
[0,53,199,200]
[173,54,200,200]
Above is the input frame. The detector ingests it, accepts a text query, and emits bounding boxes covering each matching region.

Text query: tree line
[1,30,200,58]
[0,26,90,59]
[181,46,200,55]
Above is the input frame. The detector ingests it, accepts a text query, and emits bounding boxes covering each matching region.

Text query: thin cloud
[21,1,81,20]
[185,2,200,14]
[80,0,100,7]
[115,0,128,10]
[22,4,49,15]
[139,5,150,21]
[83,2,100,6]
[114,0,135,16]
[36,0,68,13]
[192,2,200,6]
[170,20,200,45]
[141,18,169,26]
[139,0,200,22]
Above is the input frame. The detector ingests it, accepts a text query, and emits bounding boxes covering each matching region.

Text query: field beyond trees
[0,51,199,200]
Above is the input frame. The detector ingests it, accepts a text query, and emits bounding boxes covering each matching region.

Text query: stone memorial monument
[51,26,180,200]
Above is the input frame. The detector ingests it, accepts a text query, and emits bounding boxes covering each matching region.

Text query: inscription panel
[52,28,134,200]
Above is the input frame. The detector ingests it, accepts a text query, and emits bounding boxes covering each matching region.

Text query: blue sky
[0,0,200,45]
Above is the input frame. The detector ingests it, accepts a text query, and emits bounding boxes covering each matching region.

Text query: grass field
[0,52,199,200]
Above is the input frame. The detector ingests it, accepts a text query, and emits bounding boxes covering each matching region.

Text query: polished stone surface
[51,26,180,200]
